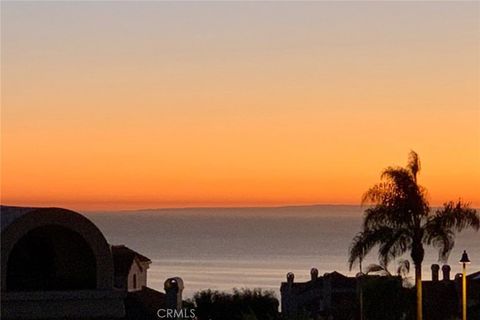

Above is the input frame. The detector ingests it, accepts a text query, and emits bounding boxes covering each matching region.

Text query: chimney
[442,265,451,281]
[287,272,295,287]
[164,277,184,310]
[431,264,440,281]
[310,268,318,281]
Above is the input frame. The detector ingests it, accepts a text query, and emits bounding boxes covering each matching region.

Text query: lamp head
[459,250,471,264]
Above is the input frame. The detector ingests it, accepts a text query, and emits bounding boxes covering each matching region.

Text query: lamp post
[459,250,470,320]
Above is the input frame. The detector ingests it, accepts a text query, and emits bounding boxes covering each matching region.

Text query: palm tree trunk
[415,263,423,320]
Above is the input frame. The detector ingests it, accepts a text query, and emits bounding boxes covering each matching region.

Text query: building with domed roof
[0,205,184,319]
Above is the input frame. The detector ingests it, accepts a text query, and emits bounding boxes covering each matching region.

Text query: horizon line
[88,203,364,213]
[2,202,478,214]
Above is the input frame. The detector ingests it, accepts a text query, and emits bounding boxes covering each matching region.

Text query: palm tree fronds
[424,201,479,262]
[407,150,421,181]
[381,167,415,191]
[378,228,411,267]
[423,222,455,262]
[432,201,480,232]
[396,259,410,278]
[364,263,391,275]
[363,204,413,230]
[348,226,398,271]
[348,232,368,271]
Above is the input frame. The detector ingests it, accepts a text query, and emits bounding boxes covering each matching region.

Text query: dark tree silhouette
[192,288,279,320]
[348,151,479,320]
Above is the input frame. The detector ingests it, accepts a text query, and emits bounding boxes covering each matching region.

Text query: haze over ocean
[85,205,480,298]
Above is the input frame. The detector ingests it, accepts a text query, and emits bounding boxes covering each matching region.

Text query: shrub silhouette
[192,288,279,320]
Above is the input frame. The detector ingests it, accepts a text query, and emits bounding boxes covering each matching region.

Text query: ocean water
[85,205,480,299]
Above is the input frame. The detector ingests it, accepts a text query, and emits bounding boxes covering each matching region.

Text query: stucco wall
[127,260,147,291]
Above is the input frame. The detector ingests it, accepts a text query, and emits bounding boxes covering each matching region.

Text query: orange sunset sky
[1,2,479,211]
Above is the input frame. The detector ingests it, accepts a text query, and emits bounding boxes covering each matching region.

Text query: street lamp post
[459,250,470,320]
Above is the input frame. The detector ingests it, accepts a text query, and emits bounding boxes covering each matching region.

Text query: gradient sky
[2,2,479,211]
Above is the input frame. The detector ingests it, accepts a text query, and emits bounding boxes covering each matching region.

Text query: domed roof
[1,206,43,232]
[1,205,115,291]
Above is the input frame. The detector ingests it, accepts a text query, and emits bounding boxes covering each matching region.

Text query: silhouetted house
[112,245,152,292]
[423,264,480,320]
[125,279,185,320]
[0,206,184,319]
[281,265,480,320]
[281,269,359,320]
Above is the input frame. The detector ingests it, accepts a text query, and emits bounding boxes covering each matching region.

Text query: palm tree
[348,151,479,320]
[363,259,410,276]
[362,259,413,287]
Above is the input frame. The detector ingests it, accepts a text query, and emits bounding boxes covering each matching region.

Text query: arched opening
[6,225,96,291]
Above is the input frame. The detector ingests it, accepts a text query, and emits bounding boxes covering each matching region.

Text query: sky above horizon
[2,2,479,211]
